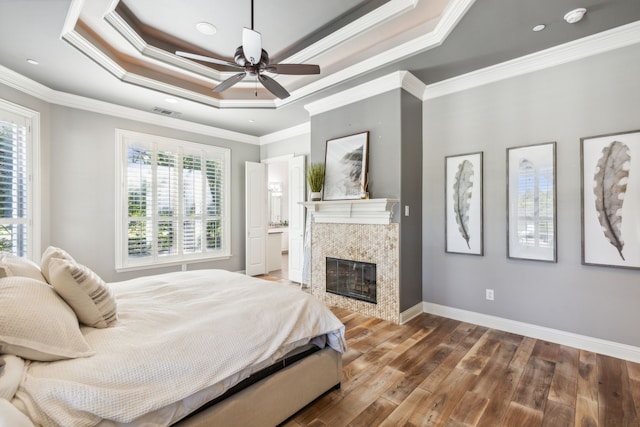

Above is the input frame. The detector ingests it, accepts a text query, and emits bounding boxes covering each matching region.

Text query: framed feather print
[581,129,640,269]
[507,142,557,262]
[445,152,483,255]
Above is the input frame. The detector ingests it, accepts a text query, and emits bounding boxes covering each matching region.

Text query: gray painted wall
[260,133,310,160]
[400,92,423,310]
[422,43,640,346]
[311,90,423,311]
[0,80,260,282]
[310,90,402,199]
[47,106,259,282]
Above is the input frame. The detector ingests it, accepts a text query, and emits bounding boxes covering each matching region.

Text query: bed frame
[175,347,342,426]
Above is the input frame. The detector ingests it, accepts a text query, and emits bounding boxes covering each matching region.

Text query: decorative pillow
[0,253,46,283]
[0,355,24,400]
[0,398,34,427]
[0,276,94,361]
[40,246,75,284]
[48,258,118,328]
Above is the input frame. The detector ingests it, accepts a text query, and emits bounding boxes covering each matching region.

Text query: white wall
[422,43,640,347]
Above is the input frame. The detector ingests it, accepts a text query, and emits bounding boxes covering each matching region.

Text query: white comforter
[12,270,346,426]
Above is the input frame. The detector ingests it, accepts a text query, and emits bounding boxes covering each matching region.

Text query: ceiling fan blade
[213,72,247,93]
[265,63,320,75]
[242,28,262,65]
[258,74,290,99]
[176,51,241,69]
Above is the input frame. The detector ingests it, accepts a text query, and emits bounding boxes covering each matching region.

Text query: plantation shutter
[205,156,224,251]
[118,130,230,269]
[0,111,29,257]
[127,143,153,258]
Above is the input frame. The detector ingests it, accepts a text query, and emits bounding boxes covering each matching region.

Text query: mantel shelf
[301,198,399,225]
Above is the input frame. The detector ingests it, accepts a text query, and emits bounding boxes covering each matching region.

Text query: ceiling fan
[176,0,320,99]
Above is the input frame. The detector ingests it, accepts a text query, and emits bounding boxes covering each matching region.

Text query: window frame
[115,129,231,271]
[0,99,41,262]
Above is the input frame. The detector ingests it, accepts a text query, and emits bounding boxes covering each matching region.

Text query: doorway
[249,155,304,283]
[266,160,289,278]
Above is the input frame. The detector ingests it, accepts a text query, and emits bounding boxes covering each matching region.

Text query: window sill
[115,254,232,273]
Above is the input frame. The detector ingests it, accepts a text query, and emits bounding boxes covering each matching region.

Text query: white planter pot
[310,191,322,201]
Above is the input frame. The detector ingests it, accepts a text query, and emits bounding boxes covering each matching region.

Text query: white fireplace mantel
[301,198,399,225]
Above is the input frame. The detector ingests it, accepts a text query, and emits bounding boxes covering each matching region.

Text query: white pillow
[0,254,46,283]
[0,355,24,400]
[48,258,118,328]
[0,398,34,427]
[0,276,94,361]
[40,246,75,284]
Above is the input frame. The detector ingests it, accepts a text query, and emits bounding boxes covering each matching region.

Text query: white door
[288,156,305,283]
[245,161,267,276]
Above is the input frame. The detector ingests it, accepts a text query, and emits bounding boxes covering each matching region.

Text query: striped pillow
[40,246,75,284]
[48,258,118,328]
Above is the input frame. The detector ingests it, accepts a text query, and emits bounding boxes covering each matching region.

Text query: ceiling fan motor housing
[234,47,269,72]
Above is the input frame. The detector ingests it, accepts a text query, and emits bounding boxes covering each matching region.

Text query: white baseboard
[422,302,640,363]
[400,302,423,324]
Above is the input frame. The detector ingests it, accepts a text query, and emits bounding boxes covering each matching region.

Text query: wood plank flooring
[284,307,640,427]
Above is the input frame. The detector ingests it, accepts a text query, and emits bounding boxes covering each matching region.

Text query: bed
[0,249,345,427]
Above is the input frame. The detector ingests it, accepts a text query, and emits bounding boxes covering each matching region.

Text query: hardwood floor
[284,307,640,427]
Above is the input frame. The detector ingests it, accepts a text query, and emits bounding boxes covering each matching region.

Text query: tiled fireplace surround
[307,200,400,324]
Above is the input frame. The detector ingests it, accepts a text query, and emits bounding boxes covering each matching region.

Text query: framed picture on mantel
[323,131,369,201]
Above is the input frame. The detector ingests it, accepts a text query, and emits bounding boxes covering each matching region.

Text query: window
[0,100,40,260]
[115,129,230,270]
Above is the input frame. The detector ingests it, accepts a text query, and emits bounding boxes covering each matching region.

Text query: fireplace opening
[326,257,376,304]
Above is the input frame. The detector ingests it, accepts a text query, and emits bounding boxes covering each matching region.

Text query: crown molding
[284,0,418,64]
[0,65,259,145]
[304,70,425,116]
[259,122,310,145]
[278,0,475,110]
[423,20,640,100]
[104,9,231,84]
[58,0,473,110]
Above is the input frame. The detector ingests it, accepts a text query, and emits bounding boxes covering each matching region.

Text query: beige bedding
[11,269,345,426]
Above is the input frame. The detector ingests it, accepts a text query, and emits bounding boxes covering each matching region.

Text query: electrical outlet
[486,289,494,301]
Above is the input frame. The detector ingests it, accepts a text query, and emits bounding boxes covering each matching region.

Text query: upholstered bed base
[175,347,342,426]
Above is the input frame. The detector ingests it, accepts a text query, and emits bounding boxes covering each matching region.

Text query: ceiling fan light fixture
[564,8,586,24]
[196,22,217,35]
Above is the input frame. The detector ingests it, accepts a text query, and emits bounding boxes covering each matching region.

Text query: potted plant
[306,162,325,201]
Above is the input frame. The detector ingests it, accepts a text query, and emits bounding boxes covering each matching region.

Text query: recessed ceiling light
[248,119,255,123]
[26,59,39,65]
[165,98,178,104]
[196,22,217,35]
[564,8,586,24]
[532,24,546,32]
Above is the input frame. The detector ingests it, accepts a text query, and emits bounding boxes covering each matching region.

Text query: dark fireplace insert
[325,257,376,304]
